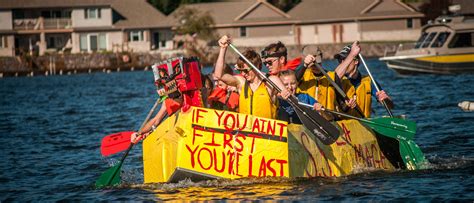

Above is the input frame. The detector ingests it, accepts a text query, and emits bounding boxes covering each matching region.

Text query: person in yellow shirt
[334,44,394,118]
[297,42,361,112]
[214,35,290,119]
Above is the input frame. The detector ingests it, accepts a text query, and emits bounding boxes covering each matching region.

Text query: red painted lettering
[236,114,248,131]
[223,113,236,131]
[192,127,203,145]
[214,110,225,126]
[186,144,199,168]
[258,156,267,177]
[223,132,233,150]
[259,119,267,133]
[213,148,226,173]
[277,123,287,141]
[266,159,276,176]
[276,159,288,176]
[195,109,208,123]
[197,147,213,170]
[252,119,260,133]
[267,120,276,136]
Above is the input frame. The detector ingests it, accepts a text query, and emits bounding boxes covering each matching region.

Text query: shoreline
[0,41,411,78]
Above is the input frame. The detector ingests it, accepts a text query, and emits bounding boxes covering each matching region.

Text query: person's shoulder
[297,93,315,102]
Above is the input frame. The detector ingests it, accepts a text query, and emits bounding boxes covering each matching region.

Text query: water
[0,59,473,201]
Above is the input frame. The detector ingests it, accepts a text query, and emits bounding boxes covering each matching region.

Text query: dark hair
[202,73,214,90]
[236,49,262,70]
[262,41,287,60]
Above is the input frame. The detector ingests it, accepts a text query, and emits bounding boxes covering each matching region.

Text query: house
[288,0,424,44]
[170,0,424,46]
[0,0,174,57]
[169,0,298,47]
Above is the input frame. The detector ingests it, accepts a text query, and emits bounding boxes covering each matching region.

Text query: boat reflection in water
[380,15,474,74]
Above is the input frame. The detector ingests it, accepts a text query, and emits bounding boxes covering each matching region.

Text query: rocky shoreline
[0,42,409,77]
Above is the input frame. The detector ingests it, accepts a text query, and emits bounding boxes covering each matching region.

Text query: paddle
[358,54,428,169]
[96,98,161,188]
[298,102,415,140]
[228,43,340,145]
[100,131,134,157]
[358,54,393,117]
[313,63,366,118]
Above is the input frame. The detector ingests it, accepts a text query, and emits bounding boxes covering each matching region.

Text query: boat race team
[130,35,395,143]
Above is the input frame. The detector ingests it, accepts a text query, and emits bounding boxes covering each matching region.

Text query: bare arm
[214,35,240,87]
[141,103,167,134]
[268,75,291,101]
[334,41,361,78]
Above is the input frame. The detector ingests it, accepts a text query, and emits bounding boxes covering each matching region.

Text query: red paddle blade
[100,131,134,156]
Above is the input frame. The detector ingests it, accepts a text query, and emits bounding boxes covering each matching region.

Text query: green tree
[173,7,217,41]
[267,0,301,12]
[148,0,215,15]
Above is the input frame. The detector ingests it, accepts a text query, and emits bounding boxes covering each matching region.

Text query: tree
[173,7,217,41]
[173,7,218,64]
[267,0,301,12]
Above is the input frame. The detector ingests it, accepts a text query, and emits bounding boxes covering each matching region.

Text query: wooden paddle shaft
[314,63,366,118]
[358,54,394,117]
[137,98,161,134]
[229,43,332,137]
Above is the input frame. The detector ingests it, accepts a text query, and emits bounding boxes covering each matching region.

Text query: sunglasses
[263,58,278,66]
[236,68,251,74]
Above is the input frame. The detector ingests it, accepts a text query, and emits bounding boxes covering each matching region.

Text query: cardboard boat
[142,106,427,183]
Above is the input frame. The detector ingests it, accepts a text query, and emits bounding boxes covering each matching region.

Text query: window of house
[421,32,437,48]
[80,34,88,51]
[80,33,106,52]
[431,32,451,48]
[99,33,106,50]
[448,32,474,48]
[47,36,55,48]
[0,36,4,48]
[406,18,413,29]
[85,8,101,19]
[129,31,143,42]
[240,27,247,37]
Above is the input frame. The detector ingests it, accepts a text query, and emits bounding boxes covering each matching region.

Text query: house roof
[0,0,113,9]
[288,0,424,23]
[111,0,172,29]
[169,0,295,27]
[0,0,171,29]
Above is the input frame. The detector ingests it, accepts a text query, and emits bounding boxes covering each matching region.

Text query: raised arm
[214,35,240,87]
[268,75,291,100]
[334,41,361,78]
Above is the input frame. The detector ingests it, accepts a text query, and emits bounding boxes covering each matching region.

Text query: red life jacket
[164,98,182,116]
[207,87,239,111]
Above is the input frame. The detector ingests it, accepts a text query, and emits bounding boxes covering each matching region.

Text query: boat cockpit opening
[448,32,474,48]
[414,32,428,48]
[421,32,437,48]
[431,32,451,48]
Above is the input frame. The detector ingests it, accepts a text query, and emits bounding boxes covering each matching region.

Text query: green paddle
[298,102,415,140]
[95,98,161,188]
[358,54,428,169]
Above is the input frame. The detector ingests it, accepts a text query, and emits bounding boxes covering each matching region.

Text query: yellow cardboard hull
[143,107,395,183]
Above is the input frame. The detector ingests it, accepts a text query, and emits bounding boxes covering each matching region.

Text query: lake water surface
[0,59,473,201]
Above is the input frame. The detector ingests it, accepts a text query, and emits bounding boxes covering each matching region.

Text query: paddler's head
[236,49,262,82]
[334,45,360,78]
[262,41,287,75]
[308,47,324,75]
[279,70,297,95]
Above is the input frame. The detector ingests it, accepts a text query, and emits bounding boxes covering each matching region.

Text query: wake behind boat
[380,15,474,74]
